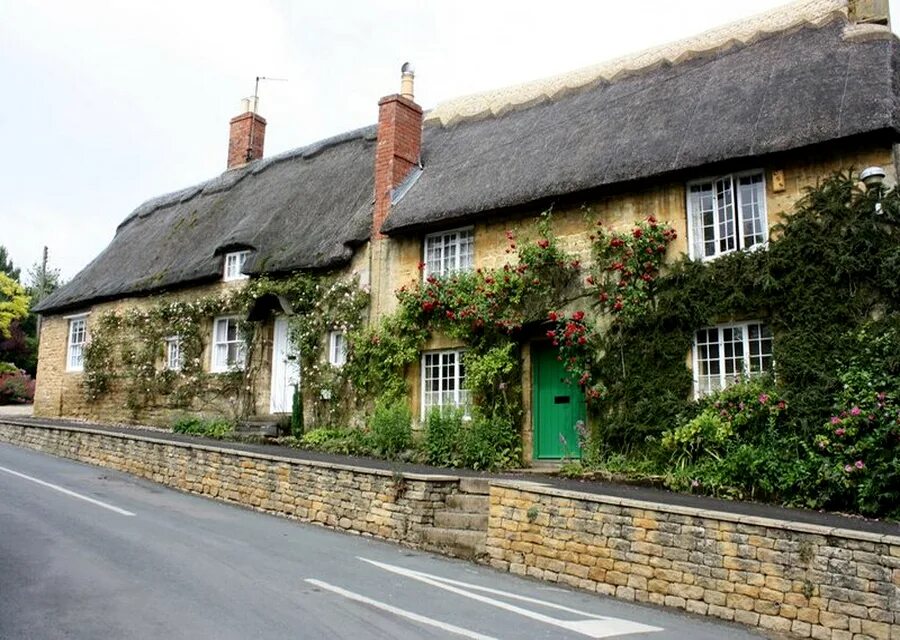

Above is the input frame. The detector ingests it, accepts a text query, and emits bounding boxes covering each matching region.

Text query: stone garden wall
[0,421,458,545]
[486,481,900,640]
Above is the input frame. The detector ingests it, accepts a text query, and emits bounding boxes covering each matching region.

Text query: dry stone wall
[486,481,900,640]
[0,421,458,545]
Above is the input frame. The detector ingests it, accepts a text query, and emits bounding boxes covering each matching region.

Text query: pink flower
[834,428,845,437]
[844,464,853,473]
[758,393,769,405]
[855,460,865,469]
[830,416,842,425]
[850,406,861,416]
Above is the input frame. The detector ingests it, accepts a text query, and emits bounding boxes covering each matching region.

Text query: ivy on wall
[83,292,252,417]
[82,274,369,423]
[566,173,900,518]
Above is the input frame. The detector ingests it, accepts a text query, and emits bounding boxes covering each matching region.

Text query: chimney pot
[400,62,415,100]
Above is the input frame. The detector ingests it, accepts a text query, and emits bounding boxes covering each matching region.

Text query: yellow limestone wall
[33,280,273,425]
[371,141,896,457]
[35,141,895,430]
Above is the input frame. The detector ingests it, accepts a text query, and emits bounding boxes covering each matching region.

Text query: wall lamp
[860,166,886,189]
[860,166,887,214]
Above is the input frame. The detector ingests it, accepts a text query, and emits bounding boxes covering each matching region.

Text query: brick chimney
[373,63,423,237]
[227,97,267,169]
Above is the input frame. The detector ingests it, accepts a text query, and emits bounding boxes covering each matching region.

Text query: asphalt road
[0,443,764,640]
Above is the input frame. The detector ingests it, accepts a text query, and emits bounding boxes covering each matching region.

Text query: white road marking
[0,464,136,516]
[304,579,498,640]
[359,557,663,639]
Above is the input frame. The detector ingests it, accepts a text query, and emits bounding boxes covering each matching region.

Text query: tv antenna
[252,75,287,106]
[244,76,287,162]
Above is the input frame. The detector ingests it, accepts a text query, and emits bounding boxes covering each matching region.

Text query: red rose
[537,239,550,249]
[632,228,643,238]
[548,311,558,321]
[572,311,585,322]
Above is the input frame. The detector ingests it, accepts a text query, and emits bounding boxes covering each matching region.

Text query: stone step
[446,493,490,512]
[421,527,486,560]
[236,417,284,437]
[458,477,491,495]
[434,511,489,531]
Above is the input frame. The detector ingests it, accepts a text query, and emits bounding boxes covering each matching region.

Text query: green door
[532,343,587,459]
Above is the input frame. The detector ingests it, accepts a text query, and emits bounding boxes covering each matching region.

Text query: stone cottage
[33,0,899,462]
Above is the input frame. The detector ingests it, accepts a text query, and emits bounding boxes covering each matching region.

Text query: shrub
[424,408,464,467]
[462,411,520,471]
[299,427,373,456]
[0,368,34,404]
[171,416,233,438]
[370,399,413,458]
[424,407,521,471]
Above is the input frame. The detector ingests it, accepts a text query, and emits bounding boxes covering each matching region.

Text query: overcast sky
[1,0,840,281]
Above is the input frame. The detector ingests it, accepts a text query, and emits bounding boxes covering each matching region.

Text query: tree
[0,246,20,282]
[0,273,29,339]
[27,246,61,306]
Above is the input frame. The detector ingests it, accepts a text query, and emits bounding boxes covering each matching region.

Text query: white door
[270,316,300,414]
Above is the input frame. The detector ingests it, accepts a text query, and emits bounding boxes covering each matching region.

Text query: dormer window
[223,251,250,281]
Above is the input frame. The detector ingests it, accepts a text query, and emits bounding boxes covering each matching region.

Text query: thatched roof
[37,7,900,314]
[36,128,376,313]
[382,16,900,233]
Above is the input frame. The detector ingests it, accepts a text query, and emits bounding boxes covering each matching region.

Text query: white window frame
[211,316,246,373]
[165,336,183,371]
[65,313,89,372]
[687,170,768,261]
[223,250,250,281]
[420,349,470,419]
[328,330,347,367]
[692,321,774,398]
[423,227,474,279]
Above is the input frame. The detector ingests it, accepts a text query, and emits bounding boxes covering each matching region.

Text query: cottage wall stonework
[33,280,271,424]
[390,142,895,442]
[35,142,895,430]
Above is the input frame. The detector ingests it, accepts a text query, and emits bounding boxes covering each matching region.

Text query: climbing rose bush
[545,310,605,404]
[588,216,677,322]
